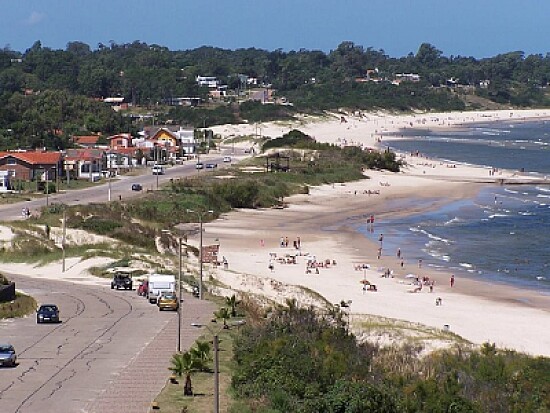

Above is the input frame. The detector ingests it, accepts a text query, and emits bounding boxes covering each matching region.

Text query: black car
[111,272,133,290]
[131,183,143,191]
[206,163,218,169]
[37,304,60,324]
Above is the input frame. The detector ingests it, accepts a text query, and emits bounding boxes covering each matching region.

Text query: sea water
[358,120,550,292]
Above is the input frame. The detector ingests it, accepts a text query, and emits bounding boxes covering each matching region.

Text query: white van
[147,274,176,304]
[152,165,165,175]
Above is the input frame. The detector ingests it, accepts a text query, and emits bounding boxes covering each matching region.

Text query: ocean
[357,120,550,293]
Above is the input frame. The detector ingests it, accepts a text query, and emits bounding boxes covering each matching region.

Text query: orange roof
[65,148,104,161]
[0,151,62,165]
[73,135,100,145]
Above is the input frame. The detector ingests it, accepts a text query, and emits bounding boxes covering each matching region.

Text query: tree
[191,340,212,371]
[214,307,231,329]
[169,351,199,396]
[225,294,240,317]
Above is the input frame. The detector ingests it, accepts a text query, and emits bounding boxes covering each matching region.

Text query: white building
[0,171,10,192]
[196,76,220,88]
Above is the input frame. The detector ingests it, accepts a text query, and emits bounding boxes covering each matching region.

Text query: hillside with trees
[2,40,550,149]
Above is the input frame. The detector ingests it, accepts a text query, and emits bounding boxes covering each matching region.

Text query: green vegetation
[229,304,550,413]
[0,291,37,319]
[2,41,550,150]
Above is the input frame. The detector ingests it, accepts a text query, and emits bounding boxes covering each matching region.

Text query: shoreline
[205,109,550,357]
[1,108,548,357]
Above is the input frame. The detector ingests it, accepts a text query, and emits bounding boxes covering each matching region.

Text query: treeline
[231,303,550,412]
[2,40,550,148]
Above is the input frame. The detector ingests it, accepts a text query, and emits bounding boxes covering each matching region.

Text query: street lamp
[107,152,112,201]
[45,167,55,207]
[191,322,221,413]
[186,209,214,300]
[45,169,49,207]
[191,320,245,413]
[177,237,183,352]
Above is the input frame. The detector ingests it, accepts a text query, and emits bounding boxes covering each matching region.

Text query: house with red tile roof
[107,133,132,150]
[73,135,102,148]
[0,151,62,182]
[65,149,105,180]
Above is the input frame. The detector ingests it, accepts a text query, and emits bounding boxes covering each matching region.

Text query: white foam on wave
[459,262,474,269]
[537,194,550,199]
[504,188,519,194]
[536,186,550,193]
[443,217,462,226]
[518,212,535,216]
[488,213,510,219]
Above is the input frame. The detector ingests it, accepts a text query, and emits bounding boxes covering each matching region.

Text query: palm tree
[169,351,198,396]
[215,307,231,329]
[225,294,240,317]
[191,340,212,371]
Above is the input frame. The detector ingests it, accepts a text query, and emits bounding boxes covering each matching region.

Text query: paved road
[0,148,238,412]
[0,150,241,221]
[0,274,215,413]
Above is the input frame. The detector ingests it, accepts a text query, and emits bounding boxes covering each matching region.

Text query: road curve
[0,274,215,413]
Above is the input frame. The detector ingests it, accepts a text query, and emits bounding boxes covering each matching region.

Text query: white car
[223,156,232,163]
[152,165,165,175]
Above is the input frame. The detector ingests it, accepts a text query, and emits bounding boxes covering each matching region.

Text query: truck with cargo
[146,274,176,304]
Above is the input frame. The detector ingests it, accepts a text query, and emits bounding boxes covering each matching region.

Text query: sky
[1,0,549,58]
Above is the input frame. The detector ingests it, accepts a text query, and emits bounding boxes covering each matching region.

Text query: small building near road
[0,151,62,182]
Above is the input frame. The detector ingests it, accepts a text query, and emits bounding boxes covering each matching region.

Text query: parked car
[157,292,179,311]
[131,183,143,191]
[152,165,165,175]
[0,344,16,367]
[195,162,204,170]
[111,272,133,290]
[137,280,148,296]
[206,163,218,169]
[36,304,60,324]
[223,156,232,163]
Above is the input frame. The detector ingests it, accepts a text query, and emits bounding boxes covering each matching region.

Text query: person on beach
[418,259,422,268]
[450,274,455,287]
[397,248,401,258]
[260,239,265,247]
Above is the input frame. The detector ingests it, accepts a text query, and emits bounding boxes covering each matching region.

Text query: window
[6,158,16,165]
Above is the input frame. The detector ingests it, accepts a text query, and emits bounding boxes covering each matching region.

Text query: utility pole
[177,237,183,352]
[199,214,203,300]
[108,153,112,201]
[62,208,67,272]
[45,170,49,207]
[213,334,220,413]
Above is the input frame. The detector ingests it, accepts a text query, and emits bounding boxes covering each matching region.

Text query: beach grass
[0,292,37,319]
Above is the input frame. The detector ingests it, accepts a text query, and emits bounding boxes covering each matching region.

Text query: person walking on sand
[450,274,455,287]
[397,248,401,258]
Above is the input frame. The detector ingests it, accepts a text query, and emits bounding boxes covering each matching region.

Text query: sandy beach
[3,108,549,358]
[203,109,550,357]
